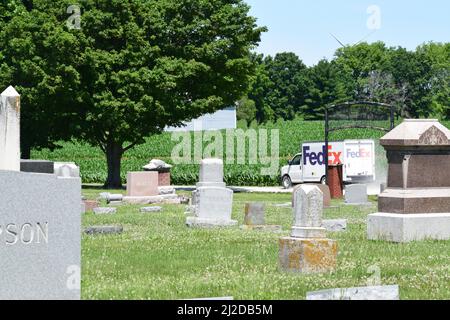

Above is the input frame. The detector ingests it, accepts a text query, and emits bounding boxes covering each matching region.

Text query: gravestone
[242,203,282,232]
[306,285,399,300]
[292,184,331,208]
[140,206,163,213]
[345,184,369,204]
[143,159,172,186]
[83,199,99,213]
[279,185,337,273]
[0,86,81,299]
[85,226,123,235]
[186,159,237,227]
[126,171,159,197]
[54,162,80,178]
[20,160,54,174]
[367,119,450,242]
[93,207,117,215]
[244,203,265,225]
[0,86,20,171]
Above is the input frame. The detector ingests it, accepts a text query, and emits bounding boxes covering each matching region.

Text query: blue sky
[245,0,449,66]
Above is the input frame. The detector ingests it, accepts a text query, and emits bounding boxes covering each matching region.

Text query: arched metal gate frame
[324,101,397,185]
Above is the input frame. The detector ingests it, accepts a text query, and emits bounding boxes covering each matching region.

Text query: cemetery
[0,0,448,303]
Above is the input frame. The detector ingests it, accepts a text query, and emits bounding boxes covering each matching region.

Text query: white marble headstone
[291,185,326,238]
[0,86,21,172]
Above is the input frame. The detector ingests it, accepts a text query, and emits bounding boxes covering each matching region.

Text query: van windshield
[291,155,301,166]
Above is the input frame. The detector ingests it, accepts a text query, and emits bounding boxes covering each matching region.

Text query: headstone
[0,86,20,171]
[186,159,237,227]
[322,219,347,232]
[306,285,399,300]
[367,119,450,242]
[0,86,81,300]
[93,207,117,215]
[140,206,163,213]
[242,202,282,232]
[83,199,99,213]
[244,203,265,225]
[85,226,123,235]
[143,159,172,186]
[345,184,369,204]
[279,185,337,273]
[54,162,80,178]
[126,171,159,197]
[0,171,81,300]
[20,160,54,174]
[292,184,331,208]
[106,193,123,204]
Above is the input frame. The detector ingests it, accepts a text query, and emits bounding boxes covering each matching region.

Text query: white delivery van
[280,140,375,188]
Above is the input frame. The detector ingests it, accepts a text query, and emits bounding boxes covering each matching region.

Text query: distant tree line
[237,42,449,124]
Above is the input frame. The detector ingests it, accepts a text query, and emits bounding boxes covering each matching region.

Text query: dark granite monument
[367,119,450,242]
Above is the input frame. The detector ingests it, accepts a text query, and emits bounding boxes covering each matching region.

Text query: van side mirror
[288,160,292,165]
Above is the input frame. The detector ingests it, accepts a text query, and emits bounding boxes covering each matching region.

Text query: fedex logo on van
[346,148,371,158]
[303,145,342,166]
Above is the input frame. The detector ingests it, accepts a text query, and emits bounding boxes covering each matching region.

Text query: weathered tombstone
[106,193,123,204]
[186,159,237,227]
[54,162,80,178]
[242,203,282,232]
[368,119,450,242]
[126,171,159,197]
[279,185,337,273]
[0,86,20,171]
[244,203,265,225]
[140,206,163,213]
[345,184,369,204]
[93,207,117,215]
[85,226,123,235]
[20,160,54,174]
[0,86,81,300]
[306,285,399,300]
[292,184,331,208]
[83,199,99,213]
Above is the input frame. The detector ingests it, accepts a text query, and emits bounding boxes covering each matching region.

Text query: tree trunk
[104,140,124,189]
[21,143,31,160]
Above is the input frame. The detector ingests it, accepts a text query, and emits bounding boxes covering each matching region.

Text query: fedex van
[280,140,376,188]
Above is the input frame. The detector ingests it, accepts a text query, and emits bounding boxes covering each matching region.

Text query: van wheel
[282,175,293,189]
[320,176,327,185]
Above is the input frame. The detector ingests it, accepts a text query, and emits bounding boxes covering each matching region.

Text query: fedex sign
[303,145,342,166]
[347,148,371,158]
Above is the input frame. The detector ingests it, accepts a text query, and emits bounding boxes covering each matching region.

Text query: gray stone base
[186,217,237,228]
[291,226,327,238]
[240,225,282,232]
[367,212,450,242]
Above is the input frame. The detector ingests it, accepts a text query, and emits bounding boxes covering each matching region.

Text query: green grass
[81,189,450,300]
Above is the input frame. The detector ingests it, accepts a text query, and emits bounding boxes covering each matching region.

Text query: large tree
[0,1,82,158]
[0,0,265,188]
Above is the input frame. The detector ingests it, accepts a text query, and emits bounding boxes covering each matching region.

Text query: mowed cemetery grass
[81,188,450,300]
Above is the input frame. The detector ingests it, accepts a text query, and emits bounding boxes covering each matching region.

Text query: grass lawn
[81,188,450,300]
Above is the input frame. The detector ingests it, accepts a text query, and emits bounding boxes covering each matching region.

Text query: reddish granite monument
[367,119,450,242]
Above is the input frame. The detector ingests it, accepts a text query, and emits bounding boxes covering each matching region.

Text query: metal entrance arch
[324,101,397,184]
